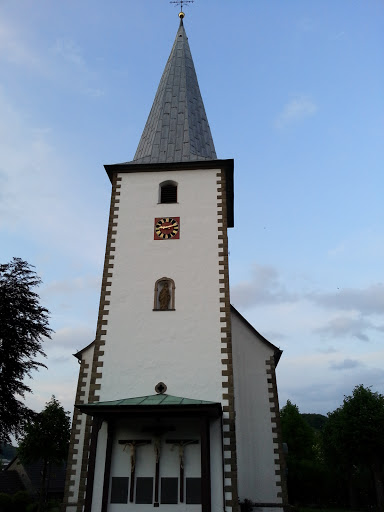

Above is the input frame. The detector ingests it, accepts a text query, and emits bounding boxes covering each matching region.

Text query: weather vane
[170,0,194,18]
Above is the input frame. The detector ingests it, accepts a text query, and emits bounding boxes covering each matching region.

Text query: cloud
[329,358,363,370]
[318,346,338,354]
[262,330,287,341]
[275,96,318,128]
[0,87,107,265]
[314,314,382,342]
[51,38,105,97]
[52,38,85,68]
[43,275,101,297]
[297,18,315,33]
[50,355,72,364]
[231,264,296,309]
[330,31,346,41]
[0,15,103,97]
[309,284,384,315]
[278,352,384,414]
[85,88,105,98]
[0,17,41,70]
[51,326,94,350]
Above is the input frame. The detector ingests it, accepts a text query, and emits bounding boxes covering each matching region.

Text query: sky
[1,0,383,419]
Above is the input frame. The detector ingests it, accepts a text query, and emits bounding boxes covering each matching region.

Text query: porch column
[101,419,115,512]
[84,416,103,512]
[200,416,211,512]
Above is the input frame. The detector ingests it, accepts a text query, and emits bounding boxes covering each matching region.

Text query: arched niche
[153,277,175,311]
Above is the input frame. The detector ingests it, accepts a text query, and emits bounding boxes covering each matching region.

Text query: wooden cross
[166,439,199,502]
[119,439,151,502]
[141,426,175,507]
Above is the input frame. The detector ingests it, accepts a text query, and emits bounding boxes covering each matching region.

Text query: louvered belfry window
[160,181,177,203]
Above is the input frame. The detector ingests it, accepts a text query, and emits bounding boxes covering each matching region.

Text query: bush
[0,491,33,512]
[0,493,12,512]
[13,491,32,509]
[26,503,38,512]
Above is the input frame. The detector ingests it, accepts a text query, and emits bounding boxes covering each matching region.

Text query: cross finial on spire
[170,0,194,18]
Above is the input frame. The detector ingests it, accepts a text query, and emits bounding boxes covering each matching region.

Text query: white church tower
[64,13,288,512]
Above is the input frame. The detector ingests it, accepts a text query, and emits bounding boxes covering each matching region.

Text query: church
[63,11,287,512]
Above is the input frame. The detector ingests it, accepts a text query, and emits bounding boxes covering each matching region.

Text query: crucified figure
[119,440,151,502]
[166,439,198,502]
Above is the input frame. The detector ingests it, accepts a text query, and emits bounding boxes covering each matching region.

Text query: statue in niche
[158,281,171,310]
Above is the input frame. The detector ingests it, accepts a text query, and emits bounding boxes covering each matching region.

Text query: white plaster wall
[68,344,95,506]
[231,312,282,504]
[99,168,224,403]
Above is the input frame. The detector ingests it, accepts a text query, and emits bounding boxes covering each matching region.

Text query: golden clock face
[154,217,180,240]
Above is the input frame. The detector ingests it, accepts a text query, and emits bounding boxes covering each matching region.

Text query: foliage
[0,491,32,512]
[280,400,325,504]
[322,384,384,510]
[280,389,384,509]
[18,397,70,512]
[0,258,52,444]
[0,493,13,510]
[301,413,328,432]
[26,500,61,512]
[280,400,316,461]
[18,396,70,466]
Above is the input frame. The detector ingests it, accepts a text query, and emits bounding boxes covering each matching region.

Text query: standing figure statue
[159,281,170,310]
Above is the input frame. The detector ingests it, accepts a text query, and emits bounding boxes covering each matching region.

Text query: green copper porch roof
[82,394,218,407]
[76,394,222,418]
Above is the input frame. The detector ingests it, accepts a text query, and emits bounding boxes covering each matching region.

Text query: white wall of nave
[231,312,282,505]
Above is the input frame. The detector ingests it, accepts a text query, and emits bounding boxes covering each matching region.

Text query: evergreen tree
[0,258,52,443]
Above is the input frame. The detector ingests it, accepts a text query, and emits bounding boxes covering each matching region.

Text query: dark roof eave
[104,159,234,228]
[75,402,222,419]
[73,339,95,360]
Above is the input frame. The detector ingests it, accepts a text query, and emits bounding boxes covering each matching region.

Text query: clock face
[154,217,180,240]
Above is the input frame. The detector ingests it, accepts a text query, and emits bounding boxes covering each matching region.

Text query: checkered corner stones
[217,169,239,512]
[266,355,289,507]
[69,173,122,512]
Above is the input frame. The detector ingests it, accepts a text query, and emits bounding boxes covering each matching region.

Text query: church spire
[132,18,217,164]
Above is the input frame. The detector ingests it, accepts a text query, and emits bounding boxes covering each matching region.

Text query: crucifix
[118,439,151,502]
[166,439,199,502]
[142,425,175,507]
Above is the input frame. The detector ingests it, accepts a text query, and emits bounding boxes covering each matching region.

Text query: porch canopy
[75,393,222,419]
[75,394,222,512]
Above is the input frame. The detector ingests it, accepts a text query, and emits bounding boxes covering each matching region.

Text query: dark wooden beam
[84,416,103,512]
[200,416,211,512]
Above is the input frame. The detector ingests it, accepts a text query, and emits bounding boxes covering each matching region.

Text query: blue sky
[1,0,383,417]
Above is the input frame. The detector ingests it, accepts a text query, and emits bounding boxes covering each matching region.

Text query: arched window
[159,181,177,204]
[154,277,175,311]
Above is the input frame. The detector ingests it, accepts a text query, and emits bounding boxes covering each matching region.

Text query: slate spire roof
[132,18,217,164]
